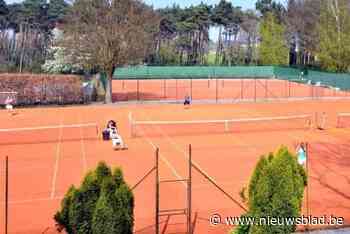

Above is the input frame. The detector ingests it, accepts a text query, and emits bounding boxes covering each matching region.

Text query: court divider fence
[113,66,350,103]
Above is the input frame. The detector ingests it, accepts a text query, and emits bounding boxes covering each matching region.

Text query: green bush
[232,146,307,234]
[54,162,133,234]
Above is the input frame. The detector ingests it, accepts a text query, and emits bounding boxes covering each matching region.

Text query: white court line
[50,112,63,199]
[131,112,186,187]
[79,112,87,173]
[0,196,63,205]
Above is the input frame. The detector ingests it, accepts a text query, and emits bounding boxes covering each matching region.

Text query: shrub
[232,146,307,234]
[54,162,133,234]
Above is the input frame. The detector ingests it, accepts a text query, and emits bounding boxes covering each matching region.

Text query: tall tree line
[0,0,349,73]
[0,0,68,72]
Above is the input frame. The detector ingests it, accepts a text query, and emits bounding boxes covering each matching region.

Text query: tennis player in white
[109,127,127,150]
[5,96,15,115]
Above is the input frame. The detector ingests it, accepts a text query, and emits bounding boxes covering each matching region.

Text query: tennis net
[0,123,99,145]
[336,113,350,128]
[129,113,312,138]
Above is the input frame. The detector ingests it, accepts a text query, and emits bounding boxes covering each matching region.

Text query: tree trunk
[105,71,113,103]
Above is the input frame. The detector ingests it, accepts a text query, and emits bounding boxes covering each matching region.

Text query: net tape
[0,123,99,145]
[129,113,312,137]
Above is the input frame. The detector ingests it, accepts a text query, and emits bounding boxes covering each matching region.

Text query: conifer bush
[232,146,307,234]
[54,162,134,234]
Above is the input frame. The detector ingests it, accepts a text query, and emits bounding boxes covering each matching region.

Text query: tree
[259,12,289,65]
[61,0,159,103]
[241,10,259,65]
[285,0,321,66]
[47,0,68,24]
[256,0,285,21]
[318,0,350,72]
[55,161,134,234]
[232,146,307,234]
[0,0,8,29]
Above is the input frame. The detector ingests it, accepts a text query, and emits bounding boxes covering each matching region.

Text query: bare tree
[62,0,159,103]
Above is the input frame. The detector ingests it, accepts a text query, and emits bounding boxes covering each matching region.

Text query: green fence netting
[113,66,350,91]
[114,66,275,79]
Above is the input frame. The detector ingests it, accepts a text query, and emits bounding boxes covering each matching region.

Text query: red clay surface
[112,79,349,102]
[0,100,350,234]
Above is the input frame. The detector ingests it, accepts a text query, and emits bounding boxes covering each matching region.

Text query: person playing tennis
[184,94,191,109]
[5,96,15,115]
[296,142,306,166]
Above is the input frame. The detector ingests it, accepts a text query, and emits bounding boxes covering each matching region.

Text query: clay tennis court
[1,99,350,233]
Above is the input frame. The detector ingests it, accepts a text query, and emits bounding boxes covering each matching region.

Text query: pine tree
[55,162,134,234]
[234,146,307,234]
[259,12,289,65]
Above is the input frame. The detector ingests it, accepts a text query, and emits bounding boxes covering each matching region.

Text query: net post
[224,120,229,132]
[5,156,8,234]
[129,112,134,137]
[240,79,243,100]
[187,145,192,234]
[155,148,159,234]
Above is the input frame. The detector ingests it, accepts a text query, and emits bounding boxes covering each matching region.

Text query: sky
[4,0,285,42]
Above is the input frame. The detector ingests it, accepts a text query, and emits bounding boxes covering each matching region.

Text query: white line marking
[134,114,312,125]
[133,111,185,186]
[0,196,64,205]
[79,119,87,172]
[50,116,63,199]
[0,123,97,132]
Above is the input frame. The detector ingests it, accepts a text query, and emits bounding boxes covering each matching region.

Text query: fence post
[241,79,243,100]
[5,156,8,234]
[176,79,178,100]
[305,142,310,231]
[187,145,192,234]
[190,78,193,100]
[254,78,257,102]
[155,148,159,234]
[289,80,291,98]
[137,80,140,101]
[163,79,166,98]
[216,78,218,103]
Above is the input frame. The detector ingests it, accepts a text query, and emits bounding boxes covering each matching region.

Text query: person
[5,96,15,115]
[184,95,191,108]
[109,126,127,150]
[296,143,307,166]
[107,120,117,129]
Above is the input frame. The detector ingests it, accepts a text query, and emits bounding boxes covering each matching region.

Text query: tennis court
[1,100,350,233]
